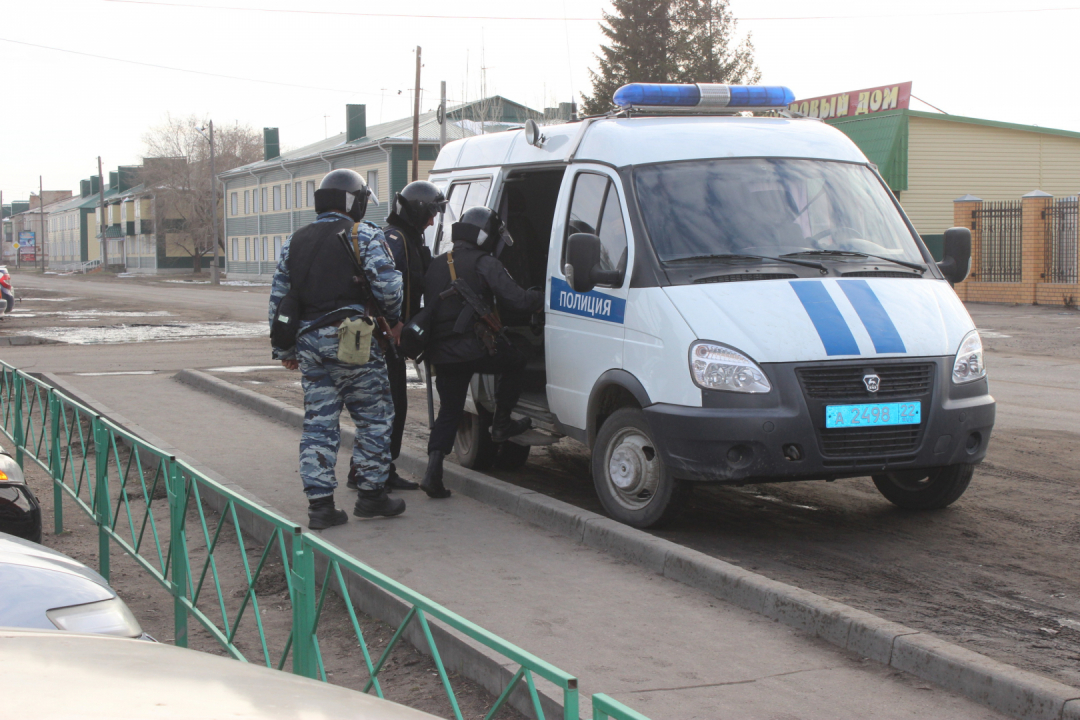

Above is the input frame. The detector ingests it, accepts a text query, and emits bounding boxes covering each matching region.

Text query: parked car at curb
[0,447,41,543]
[2,627,441,719]
[0,530,149,639]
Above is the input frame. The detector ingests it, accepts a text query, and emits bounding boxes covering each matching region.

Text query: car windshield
[633,158,923,264]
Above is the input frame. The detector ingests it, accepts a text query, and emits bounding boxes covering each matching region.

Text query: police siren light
[612,83,795,112]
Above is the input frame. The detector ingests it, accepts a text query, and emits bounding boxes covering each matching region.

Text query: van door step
[508,429,561,447]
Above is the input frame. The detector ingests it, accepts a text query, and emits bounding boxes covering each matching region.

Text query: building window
[306,181,315,208]
[244,237,250,261]
[231,192,238,216]
[295,182,302,208]
[273,235,282,260]
[260,188,267,213]
[243,190,250,214]
[262,236,268,261]
[231,238,238,260]
[284,184,290,210]
[273,185,281,211]
[367,170,379,201]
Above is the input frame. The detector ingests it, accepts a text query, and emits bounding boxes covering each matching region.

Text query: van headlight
[689,341,771,393]
[952,330,986,384]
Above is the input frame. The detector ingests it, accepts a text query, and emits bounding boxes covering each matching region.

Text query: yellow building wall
[902,116,1080,236]
[84,213,101,263]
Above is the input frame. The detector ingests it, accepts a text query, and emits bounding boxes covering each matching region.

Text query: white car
[3,627,442,719]
[0,531,147,638]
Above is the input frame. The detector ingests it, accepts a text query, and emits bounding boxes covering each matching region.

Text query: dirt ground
[6,273,1080,691]
[19,456,524,720]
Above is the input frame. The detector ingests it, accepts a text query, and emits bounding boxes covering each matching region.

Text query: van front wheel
[592,408,687,528]
[871,464,973,510]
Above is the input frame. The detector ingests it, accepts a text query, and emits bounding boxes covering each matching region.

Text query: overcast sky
[2,0,1077,201]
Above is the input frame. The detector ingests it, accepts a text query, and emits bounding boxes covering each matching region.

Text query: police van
[424,83,995,529]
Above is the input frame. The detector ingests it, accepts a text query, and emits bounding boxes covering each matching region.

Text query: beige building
[827,108,1080,261]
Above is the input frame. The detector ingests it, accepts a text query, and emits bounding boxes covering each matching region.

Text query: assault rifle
[337,226,398,360]
[440,278,506,355]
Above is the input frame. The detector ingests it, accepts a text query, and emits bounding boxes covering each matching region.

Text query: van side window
[565,172,628,280]
[433,178,492,255]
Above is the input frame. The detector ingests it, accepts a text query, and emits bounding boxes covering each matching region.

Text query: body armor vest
[287,217,370,321]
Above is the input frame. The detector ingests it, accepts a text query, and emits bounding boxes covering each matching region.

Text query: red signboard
[789,81,912,120]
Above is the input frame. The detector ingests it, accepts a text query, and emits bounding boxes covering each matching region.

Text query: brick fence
[953,191,1080,306]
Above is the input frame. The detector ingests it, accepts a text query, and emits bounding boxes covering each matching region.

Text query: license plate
[825,401,921,429]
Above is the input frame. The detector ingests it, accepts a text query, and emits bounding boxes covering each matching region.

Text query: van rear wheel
[455,410,498,471]
[871,464,973,510]
[592,408,687,528]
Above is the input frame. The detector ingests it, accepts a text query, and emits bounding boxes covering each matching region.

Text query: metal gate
[1046,197,1078,284]
[975,201,1023,283]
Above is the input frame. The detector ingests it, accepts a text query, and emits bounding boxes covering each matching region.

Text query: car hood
[663,277,975,363]
[0,531,110,587]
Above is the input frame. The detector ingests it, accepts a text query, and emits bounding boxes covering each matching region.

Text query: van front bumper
[642,358,996,483]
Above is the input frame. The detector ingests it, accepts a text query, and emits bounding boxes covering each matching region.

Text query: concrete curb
[48,371,561,720]
[177,369,1080,720]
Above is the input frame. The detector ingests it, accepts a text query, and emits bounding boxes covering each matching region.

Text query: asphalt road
[5,271,1080,689]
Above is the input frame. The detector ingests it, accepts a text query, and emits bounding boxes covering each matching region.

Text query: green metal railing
[0,362,652,720]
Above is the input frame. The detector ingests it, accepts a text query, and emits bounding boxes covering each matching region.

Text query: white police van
[425,83,995,529]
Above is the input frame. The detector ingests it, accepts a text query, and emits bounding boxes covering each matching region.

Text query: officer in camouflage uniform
[269,169,404,528]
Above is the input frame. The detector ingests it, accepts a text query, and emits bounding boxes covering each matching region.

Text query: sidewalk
[48,369,1008,720]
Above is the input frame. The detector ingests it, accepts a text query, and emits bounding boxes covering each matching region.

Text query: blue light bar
[612,83,795,110]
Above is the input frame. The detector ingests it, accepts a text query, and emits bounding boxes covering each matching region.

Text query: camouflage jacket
[269,212,402,360]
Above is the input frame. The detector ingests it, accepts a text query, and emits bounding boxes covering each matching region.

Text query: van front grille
[797,363,934,400]
[820,425,921,457]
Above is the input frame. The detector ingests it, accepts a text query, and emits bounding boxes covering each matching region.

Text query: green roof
[826,111,908,191]
[827,109,1080,192]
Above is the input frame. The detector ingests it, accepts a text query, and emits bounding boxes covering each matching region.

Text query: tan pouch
[337,316,374,365]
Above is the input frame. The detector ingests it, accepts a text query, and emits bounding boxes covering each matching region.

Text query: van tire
[592,408,687,528]
[454,410,498,471]
[495,441,531,470]
[871,464,973,510]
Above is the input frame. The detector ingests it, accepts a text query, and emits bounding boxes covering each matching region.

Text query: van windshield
[633,158,923,265]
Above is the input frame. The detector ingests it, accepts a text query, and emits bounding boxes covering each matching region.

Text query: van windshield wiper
[782,250,926,273]
[667,253,827,272]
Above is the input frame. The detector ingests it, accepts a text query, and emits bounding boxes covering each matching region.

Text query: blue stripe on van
[789,280,861,356]
[838,280,907,354]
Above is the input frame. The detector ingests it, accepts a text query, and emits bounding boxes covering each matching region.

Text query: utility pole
[209,120,220,285]
[39,176,46,271]
[98,156,108,269]
[439,80,447,149]
[412,45,421,182]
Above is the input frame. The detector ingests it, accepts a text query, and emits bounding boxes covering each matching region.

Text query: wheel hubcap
[606,428,660,511]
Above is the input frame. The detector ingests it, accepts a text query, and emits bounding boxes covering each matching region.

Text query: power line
[101,0,598,21]
[741,6,1080,20]
[100,0,1080,22]
[0,37,381,95]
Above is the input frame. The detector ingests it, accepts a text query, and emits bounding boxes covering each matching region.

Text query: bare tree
[140,115,261,273]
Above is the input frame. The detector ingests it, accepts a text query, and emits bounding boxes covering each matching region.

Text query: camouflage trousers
[296,325,393,499]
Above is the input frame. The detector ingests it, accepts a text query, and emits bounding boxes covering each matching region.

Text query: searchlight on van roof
[612,83,795,111]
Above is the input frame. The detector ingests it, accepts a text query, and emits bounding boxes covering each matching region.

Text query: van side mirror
[565,233,624,293]
[937,227,972,285]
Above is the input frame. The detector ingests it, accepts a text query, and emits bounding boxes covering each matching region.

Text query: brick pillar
[1021,190,1052,304]
[952,195,982,301]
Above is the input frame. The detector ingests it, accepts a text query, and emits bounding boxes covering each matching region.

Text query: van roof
[431,115,868,173]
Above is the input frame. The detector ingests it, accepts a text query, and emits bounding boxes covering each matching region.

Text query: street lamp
[195,121,220,285]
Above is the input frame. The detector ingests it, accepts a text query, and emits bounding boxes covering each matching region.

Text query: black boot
[490,409,531,443]
[420,451,451,498]
[386,463,419,491]
[307,496,348,530]
[353,485,406,518]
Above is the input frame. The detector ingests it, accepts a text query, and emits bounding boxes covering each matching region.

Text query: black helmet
[393,181,447,231]
[314,169,374,222]
[452,206,514,253]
